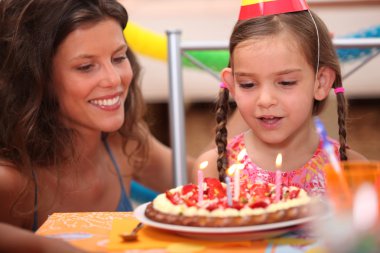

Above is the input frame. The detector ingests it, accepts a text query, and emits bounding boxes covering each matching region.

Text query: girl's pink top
[226,133,341,196]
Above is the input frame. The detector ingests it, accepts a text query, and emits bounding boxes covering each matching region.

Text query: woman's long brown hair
[0,0,148,222]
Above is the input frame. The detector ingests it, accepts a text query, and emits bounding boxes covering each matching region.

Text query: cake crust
[145,202,310,227]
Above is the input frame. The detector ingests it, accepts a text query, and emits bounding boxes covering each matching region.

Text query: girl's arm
[346,148,368,161]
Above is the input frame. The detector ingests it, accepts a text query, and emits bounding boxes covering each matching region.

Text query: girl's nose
[256,86,277,108]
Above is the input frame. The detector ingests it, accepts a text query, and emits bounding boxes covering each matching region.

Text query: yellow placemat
[36,212,321,253]
[37,212,133,252]
[107,217,256,252]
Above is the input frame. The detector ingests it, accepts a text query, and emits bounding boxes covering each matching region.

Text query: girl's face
[52,18,132,134]
[225,33,320,145]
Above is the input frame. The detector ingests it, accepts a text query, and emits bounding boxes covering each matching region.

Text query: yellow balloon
[124,22,167,60]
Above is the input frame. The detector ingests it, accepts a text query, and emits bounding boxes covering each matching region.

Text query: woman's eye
[113,55,127,64]
[279,81,297,86]
[239,82,255,89]
[76,64,93,72]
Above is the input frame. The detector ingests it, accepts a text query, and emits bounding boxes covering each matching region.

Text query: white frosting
[152,184,311,217]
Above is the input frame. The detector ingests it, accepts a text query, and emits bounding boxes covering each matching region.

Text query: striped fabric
[239,0,309,20]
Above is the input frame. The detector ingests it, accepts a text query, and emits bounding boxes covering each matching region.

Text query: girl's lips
[257,116,283,129]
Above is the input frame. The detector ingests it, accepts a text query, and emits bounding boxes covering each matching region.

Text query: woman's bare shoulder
[0,163,25,192]
[0,162,29,225]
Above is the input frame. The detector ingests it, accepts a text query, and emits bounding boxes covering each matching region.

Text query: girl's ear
[314,66,336,101]
[221,67,235,97]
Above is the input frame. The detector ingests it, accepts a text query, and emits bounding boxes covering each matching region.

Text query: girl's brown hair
[215,10,347,181]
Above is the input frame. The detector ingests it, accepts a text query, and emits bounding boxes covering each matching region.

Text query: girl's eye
[279,81,297,86]
[239,82,255,89]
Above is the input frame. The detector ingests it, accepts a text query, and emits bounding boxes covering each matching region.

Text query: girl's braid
[215,88,230,181]
[333,77,348,160]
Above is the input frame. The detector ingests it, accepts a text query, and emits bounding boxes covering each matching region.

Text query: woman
[0,0,191,233]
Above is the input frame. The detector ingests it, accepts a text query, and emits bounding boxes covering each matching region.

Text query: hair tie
[334,87,345,94]
[219,82,228,89]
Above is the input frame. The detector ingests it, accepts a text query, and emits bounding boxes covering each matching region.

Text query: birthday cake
[145,178,312,227]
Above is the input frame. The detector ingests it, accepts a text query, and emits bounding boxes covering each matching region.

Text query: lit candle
[234,164,239,201]
[237,148,247,162]
[226,169,233,206]
[275,153,282,202]
[232,149,246,201]
[232,164,244,201]
[198,161,208,204]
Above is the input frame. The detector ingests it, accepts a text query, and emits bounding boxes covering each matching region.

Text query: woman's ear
[314,66,336,101]
[221,67,235,97]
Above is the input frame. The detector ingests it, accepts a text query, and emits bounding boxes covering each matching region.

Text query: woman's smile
[88,93,122,111]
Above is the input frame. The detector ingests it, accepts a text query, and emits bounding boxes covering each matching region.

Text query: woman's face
[52,18,132,134]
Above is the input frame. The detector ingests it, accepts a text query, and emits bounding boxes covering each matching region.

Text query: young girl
[195,1,366,195]
[0,0,192,232]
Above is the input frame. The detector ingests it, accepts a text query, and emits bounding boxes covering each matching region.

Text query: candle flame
[227,165,235,176]
[227,163,244,176]
[237,149,246,161]
[275,153,282,169]
[236,164,245,171]
[199,161,208,170]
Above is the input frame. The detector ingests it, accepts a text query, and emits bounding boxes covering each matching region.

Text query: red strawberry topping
[166,191,181,205]
[249,200,269,209]
[182,184,198,195]
[249,183,271,198]
[183,197,197,207]
[163,178,305,213]
[204,178,226,199]
[289,189,300,199]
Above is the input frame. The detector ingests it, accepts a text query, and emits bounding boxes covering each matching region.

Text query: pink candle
[225,176,232,206]
[234,165,240,201]
[275,153,282,202]
[231,164,244,201]
[232,149,246,201]
[198,161,208,205]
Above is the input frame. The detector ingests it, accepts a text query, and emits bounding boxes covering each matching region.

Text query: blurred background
[120,0,380,160]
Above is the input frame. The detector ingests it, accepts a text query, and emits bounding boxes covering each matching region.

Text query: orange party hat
[239,0,309,20]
